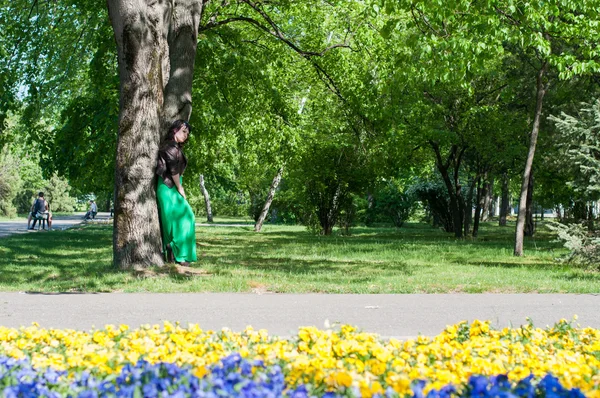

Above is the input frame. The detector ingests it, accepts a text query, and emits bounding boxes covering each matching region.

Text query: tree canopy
[1,0,600,266]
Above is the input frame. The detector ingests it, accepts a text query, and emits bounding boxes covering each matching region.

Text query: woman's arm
[171,173,186,199]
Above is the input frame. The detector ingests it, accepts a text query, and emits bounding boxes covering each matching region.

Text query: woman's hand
[177,185,186,200]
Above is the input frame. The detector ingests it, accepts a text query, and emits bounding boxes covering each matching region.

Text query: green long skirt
[157,177,197,263]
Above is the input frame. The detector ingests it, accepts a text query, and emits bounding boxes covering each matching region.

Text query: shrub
[375,182,415,228]
[547,222,600,270]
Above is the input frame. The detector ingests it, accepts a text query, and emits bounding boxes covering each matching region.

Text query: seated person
[83,200,98,220]
[29,192,50,230]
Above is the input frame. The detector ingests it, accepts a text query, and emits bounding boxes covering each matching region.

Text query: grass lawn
[0,221,598,293]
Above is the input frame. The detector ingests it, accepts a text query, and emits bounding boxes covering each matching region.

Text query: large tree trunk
[108,0,170,269]
[199,174,213,223]
[108,0,202,269]
[499,173,509,226]
[514,61,548,256]
[162,0,202,126]
[255,166,284,232]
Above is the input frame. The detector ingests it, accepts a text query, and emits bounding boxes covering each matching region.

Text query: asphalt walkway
[0,212,110,238]
[0,213,256,239]
[1,293,598,339]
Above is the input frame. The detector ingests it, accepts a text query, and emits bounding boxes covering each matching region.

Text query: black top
[156,141,188,188]
[32,198,46,213]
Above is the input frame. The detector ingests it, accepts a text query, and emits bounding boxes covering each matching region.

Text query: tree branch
[201,5,352,57]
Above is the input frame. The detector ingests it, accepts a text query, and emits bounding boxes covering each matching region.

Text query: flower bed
[0,319,598,397]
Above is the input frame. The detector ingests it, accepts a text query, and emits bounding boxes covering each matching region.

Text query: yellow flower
[326,371,353,388]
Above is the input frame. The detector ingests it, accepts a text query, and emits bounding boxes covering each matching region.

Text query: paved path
[0,213,253,239]
[0,213,85,238]
[1,293,598,339]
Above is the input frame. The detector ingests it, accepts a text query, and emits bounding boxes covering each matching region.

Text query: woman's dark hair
[166,120,192,142]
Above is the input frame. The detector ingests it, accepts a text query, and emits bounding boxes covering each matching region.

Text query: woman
[156,120,197,266]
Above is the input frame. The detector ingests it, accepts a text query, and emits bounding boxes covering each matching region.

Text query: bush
[375,182,415,228]
[407,180,453,232]
[547,221,600,270]
[0,148,22,217]
[43,174,77,212]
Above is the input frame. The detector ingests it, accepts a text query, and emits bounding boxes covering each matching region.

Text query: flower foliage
[0,320,597,397]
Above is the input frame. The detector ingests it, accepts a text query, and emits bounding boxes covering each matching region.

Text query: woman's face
[174,125,189,143]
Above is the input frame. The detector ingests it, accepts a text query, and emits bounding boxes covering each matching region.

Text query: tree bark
[481,178,493,221]
[524,172,535,237]
[554,205,562,223]
[254,166,284,232]
[499,173,509,226]
[108,0,203,269]
[108,0,170,269]
[463,176,477,236]
[320,184,342,235]
[514,61,548,256]
[161,0,202,128]
[199,174,213,223]
[473,176,487,238]
[430,141,465,238]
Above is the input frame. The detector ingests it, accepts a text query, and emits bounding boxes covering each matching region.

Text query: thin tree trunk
[524,173,535,237]
[255,166,284,232]
[430,142,465,238]
[454,151,467,239]
[365,191,375,226]
[473,176,486,237]
[322,184,342,235]
[555,205,562,222]
[464,176,478,236]
[482,178,493,221]
[199,174,213,223]
[514,61,548,256]
[499,173,509,226]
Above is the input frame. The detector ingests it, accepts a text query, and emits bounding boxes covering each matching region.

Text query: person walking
[90,200,97,219]
[155,120,197,266]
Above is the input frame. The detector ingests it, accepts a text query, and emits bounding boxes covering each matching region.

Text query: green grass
[200,216,255,225]
[0,222,598,293]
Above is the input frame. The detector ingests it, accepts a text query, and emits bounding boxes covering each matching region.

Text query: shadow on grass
[469,261,552,269]
[198,251,414,277]
[0,221,574,292]
[0,226,126,291]
[199,225,562,259]
[553,270,600,282]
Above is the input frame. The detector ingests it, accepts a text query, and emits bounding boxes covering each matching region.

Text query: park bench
[31,212,48,230]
